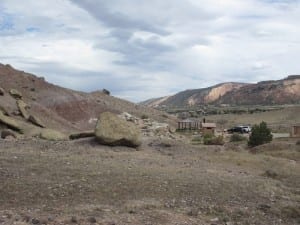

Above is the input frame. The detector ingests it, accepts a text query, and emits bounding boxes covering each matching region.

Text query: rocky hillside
[141,82,248,107]
[141,76,300,107]
[0,63,175,136]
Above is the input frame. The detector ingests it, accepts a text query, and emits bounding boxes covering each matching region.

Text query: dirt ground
[0,137,299,225]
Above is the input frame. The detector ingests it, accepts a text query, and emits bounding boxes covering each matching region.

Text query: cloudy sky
[0,0,300,102]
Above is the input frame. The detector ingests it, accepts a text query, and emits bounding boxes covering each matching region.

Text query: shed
[291,124,300,137]
[178,119,201,130]
[201,123,216,135]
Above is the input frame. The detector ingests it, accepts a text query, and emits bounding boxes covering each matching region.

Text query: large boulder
[95,112,141,147]
[1,129,17,139]
[39,129,68,141]
[17,100,30,120]
[28,115,45,128]
[0,110,23,133]
[9,89,22,99]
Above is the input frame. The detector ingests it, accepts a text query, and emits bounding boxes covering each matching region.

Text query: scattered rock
[119,112,139,124]
[1,129,17,139]
[95,112,141,147]
[39,129,68,141]
[9,89,22,99]
[0,87,4,95]
[17,100,30,120]
[28,115,45,128]
[69,130,94,140]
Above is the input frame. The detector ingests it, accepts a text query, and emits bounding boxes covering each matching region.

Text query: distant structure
[291,124,300,137]
[201,123,216,135]
[178,119,201,130]
[177,118,216,135]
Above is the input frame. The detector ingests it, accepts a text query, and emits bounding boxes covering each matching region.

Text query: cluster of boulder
[0,87,176,148]
[0,88,67,141]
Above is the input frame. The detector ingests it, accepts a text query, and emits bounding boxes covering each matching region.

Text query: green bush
[230,133,247,142]
[204,135,224,145]
[248,121,272,147]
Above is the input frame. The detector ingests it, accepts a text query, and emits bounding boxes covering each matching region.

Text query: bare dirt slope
[0,137,299,225]
[0,63,176,133]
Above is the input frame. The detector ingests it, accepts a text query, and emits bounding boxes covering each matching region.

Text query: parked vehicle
[240,125,251,133]
[227,125,251,134]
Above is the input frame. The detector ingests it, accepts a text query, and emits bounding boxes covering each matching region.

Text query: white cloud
[0,0,300,102]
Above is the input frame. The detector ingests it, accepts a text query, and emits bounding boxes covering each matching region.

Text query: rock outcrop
[95,112,141,147]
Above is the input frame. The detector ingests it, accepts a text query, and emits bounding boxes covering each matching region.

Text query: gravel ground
[0,137,299,225]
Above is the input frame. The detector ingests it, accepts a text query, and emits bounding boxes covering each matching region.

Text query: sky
[0,0,300,102]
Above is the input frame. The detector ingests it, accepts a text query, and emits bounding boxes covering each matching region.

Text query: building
[178,119,201,130]
[291,124,300,137]
[201,123,216,135]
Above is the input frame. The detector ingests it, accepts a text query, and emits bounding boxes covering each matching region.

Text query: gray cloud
[0,0,300,102]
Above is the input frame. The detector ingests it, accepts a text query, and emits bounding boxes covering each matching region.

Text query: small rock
[22,215,31,222]
[210,217,219,222]
[258,204,271,212]
[31,218,40,224]
[71,216,77,223]
[187,208,198,217]
[87,217,96,223]
[0,87,4,95]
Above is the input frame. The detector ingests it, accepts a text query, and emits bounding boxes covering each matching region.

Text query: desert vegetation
[248,121,273,147]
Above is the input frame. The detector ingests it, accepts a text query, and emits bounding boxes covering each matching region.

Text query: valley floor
[0,137,299,225]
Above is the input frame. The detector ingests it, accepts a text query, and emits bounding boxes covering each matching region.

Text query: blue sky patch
[0,12,14,31]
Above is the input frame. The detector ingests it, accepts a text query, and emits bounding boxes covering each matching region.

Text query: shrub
[230,133,247,142]
[204,135,224,145]
[248,121,272,147]
[141,114,149,120]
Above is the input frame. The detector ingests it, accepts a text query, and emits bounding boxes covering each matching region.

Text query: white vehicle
[238,125,251,133]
